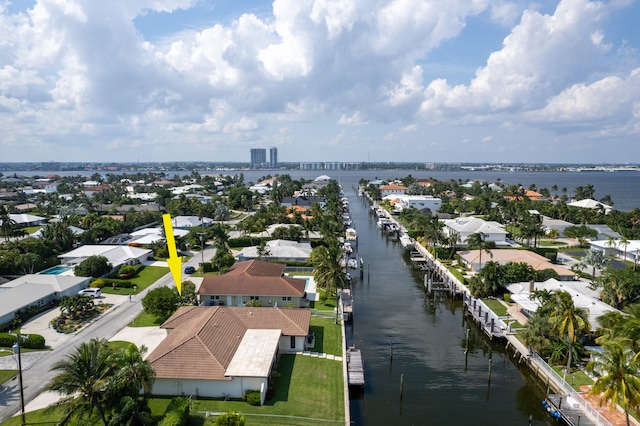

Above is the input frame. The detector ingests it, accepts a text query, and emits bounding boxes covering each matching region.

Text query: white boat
[399,234,414,250]
[347,258,358,269]
[377,217,392,228]
[345,227,358,241]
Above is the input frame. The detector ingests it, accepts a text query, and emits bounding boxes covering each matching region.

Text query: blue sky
[0,0,639,164]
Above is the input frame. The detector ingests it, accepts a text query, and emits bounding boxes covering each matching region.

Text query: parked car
[184,266,196,274]
[78,288,101,298]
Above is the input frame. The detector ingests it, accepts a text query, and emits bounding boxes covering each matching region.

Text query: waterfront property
[198,259,307,307]
[235,239,312,263]
[441,216,508,246]
[457,248,576,279]
[146,306,311,405]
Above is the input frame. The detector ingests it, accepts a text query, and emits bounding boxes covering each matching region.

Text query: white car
[78,288,101,298]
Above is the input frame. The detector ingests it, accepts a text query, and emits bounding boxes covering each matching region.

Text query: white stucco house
[58,245,152,274]
[0,275,91,325]
[236,240,312,263]
[390,195,442,212]
[147,306,311,404]
[442,217,508,245]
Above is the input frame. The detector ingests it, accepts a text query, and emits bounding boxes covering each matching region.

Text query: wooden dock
[347,346,365,387]
[339,289,353,321]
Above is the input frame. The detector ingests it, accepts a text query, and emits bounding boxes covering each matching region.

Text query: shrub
[319,291,328,305]
[158,397,190,426]
[0,333,45,349]
[503,293,512,303]
[243,390,261,406]
[215,411,246,426]
[202,262,214,273]
[22,334,46,349]
[118,265,137,278]
[90,279,106,289]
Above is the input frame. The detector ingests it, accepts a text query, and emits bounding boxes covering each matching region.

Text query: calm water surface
[342,183,554,426]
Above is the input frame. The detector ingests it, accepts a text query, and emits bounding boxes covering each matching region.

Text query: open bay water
[14,169,640,211]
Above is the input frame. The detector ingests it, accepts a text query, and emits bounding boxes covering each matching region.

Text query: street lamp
[9,333,26,426]
[197,232,205,266]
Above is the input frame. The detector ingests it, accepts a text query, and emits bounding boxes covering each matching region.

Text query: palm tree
[46,338,117,425]
[619,237,630,262]
[310,240,349,296]
[0,205,16,241]
[579,248,608,279]
[466,232,494,272]
[548,291,591,376]
[587,340,640,426]
[109,344,155,398]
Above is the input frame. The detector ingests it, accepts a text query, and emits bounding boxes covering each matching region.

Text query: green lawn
[309,316,342,356]
[0,370,16,385]
[101,265,169,295]
[310,289,337,311]
[551,366,593,391]
[482,298,508,317]
[192,354,344,425]
[131,310,164,327]
[1,355,345,426]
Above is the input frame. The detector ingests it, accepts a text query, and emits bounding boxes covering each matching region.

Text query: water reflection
[345,186,553,425]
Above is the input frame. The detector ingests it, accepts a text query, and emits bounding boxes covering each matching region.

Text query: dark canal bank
[342,184,555,426]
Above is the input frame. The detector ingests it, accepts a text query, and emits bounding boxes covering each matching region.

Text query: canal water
[343,184,555,426]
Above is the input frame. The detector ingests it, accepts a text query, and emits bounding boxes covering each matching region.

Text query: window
[290,336,296,349]
[212,295,220,300]
[250,296,260,300]
[282,296,292,302]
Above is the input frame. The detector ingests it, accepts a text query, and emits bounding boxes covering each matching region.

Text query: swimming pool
[41,265,72,275]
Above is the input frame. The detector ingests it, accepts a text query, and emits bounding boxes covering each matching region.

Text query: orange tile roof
[147,306,310,380]
[198,259,306,297]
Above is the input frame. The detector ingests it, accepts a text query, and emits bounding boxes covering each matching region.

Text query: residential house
[3,213,47,228]
[58,245,152,274]
[198,260,307,307]
[457,249,575,280]
[442,217,508,245]
[568,198,612,214]
[507,278,618,330]
[171,215,213,228]
[379,183,407,198]
[147,306,311,404]
[391,195,442,213]
[0,275,91,325]
[590,238,640,262]
[236,240,312,263]
[281,196,326,209]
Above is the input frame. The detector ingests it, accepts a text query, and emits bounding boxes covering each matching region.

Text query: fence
[531,352,613,426]
[284,266,314,274]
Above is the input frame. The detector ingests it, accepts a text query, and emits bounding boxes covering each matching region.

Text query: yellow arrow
[162,214,182,295]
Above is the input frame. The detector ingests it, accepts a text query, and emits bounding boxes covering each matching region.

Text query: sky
[1,0,639,164]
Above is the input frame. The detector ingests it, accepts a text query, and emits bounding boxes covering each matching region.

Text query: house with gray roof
[0,275,91,325]
[236,239,312,263]
[442,217,508,245]
[58,245,152,275]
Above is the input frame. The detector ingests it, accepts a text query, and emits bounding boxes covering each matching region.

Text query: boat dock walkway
[347,346,364,387]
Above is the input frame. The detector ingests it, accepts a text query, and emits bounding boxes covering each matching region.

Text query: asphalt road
[0,246,216,423]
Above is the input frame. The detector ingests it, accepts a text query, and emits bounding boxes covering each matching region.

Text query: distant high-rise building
[269,146,278,169]
[250,148,266,168]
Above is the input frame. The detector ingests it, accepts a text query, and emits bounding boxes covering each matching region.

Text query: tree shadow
[0,377,19,406]
[309,325,324,352]
[263,354,295,405]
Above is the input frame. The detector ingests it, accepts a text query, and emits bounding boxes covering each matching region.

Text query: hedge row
[0,333,46,349]
[158,397,190,426]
